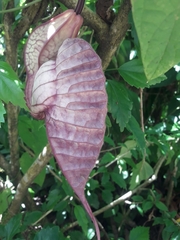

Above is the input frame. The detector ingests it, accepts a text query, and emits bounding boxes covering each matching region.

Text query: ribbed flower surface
[25,10,107,240]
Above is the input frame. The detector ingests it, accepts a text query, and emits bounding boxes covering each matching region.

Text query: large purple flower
[24,7,107,240]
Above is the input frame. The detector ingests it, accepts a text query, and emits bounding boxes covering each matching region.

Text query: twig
[19,142,35,158]
[47,165,62,183]
[100,145,122,153]
[91,149,132,178]
[31,196,69,226]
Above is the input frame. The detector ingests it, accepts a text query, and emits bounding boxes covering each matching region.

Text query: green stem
[0,0,41,13]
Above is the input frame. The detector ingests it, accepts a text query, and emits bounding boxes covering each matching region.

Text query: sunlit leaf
[131,0,180,80]
[126,116,146,151]
[119,59,167,87]
[0,61,27,109]
[74,205,89,235]
[130,160,153,189]
[129,226,149,240]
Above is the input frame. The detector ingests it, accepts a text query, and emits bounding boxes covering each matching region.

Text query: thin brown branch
[97,0,131,69]
[4,1,20,183]
[4,144,52,222]
[60,0,131,70]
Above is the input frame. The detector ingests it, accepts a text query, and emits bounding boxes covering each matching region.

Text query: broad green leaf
[0,100,6,123]
[23,211,42,228]
[131,0,180,80]
[119,140,137,159]
[0,61,27,109]
[106,80,132,131]
[0,189,12,214]
[74,205,88,235]
[46,189,62,210]
[130,160,153,189]
[54,199,68,212]
[132,195,144,202]
[5,214,22,240]
[100,152,115,165]
[34,226,65,240]
[88,179,99,190]
[155,201,168,212]
[62,177,74,196]
[126,115,146,151]
[101,172,110,186]
[0,225,5,239]
[69,231,86,240]
[87,192,99,209]
[18,116,47,154]
[102,189,113,204]
[142,200,154,213]
[20,152,46,187]
[129,226,149,240]
[111,172,126,189]
[119,59,167,87]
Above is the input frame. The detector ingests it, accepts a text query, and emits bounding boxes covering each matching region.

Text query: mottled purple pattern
[24,10,83,110]
[27,38,107,240]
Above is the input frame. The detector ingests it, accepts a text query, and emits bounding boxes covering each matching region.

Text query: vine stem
[0,0,41,13]
[74,0,85,14]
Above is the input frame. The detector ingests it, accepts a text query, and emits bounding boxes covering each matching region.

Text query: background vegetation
[0,0,180,239]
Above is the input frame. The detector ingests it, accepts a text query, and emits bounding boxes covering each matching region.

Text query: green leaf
[106,80,132,131]
[142,200,154,213]
[74,205,88,235]
[0,225,5,239]
[155,201,168,212]
[132,195,144,202]
[119,59,167,87]
[0,189,12,214]
[111,172,126,189]
[126,115,146,151]
[130,160,153,189]
[34,226,65,240]
[23,211,42,228]
[0,61,27,109]
[20,152,46,187]
[0,100,6,123]
[102,190,113,204]
[100,152,115,165]
[131,0,180,80]
[129,226,149,240]
[18,116,47,154]
[119,140,137,159]
[5,214,22,240]
[87,192,99,209]
[46,189,62,210]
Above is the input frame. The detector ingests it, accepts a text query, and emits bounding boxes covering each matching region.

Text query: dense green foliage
[0,0,180,239]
